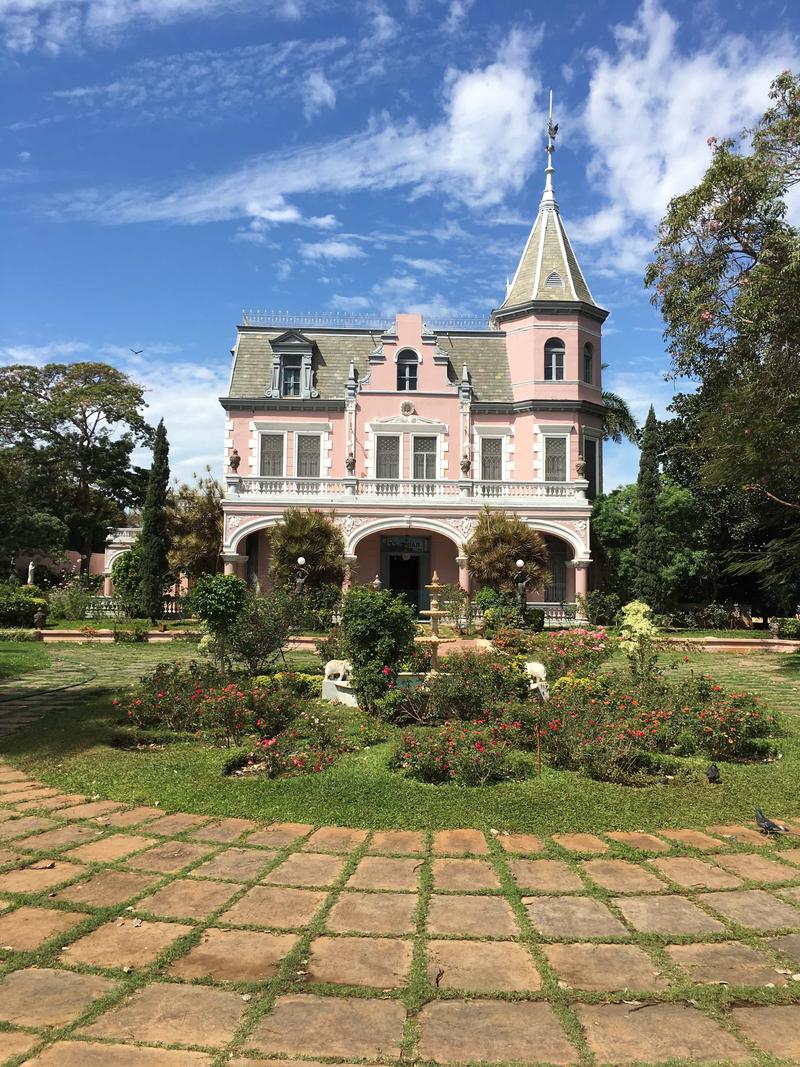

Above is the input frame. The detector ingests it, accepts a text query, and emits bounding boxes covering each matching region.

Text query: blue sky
[2,0,798,486]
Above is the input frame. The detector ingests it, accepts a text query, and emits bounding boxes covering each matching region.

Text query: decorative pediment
[370,411,447,429]
[270,329,313,348]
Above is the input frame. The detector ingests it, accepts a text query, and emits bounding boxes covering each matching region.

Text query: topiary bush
[339,587,417,711]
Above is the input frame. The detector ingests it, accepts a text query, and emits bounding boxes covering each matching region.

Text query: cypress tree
[635,406,663,609]
[139,420,171,623]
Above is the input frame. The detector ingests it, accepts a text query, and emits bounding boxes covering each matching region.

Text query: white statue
[524,660,549,701]
[324,659,352,684]
[27,561,35,585]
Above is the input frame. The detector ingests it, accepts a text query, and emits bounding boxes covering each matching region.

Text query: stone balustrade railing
[225,476,588,504]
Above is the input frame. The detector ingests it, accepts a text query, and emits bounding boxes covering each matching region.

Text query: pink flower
[700,310,712,322]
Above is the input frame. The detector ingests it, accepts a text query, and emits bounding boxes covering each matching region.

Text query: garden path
[0,763,797,1063]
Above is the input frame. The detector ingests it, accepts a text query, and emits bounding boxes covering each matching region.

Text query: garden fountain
[418,571,448,669]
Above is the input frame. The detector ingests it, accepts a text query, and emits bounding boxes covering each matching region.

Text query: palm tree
[465,509,549,595]
[601,389,639,444]
[269,508,345,592]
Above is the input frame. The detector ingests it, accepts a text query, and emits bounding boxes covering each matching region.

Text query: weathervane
[542,90,559,208]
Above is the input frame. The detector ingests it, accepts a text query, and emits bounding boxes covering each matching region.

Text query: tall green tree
[465,509,549,595]
[0,362,151,566]
[139,420,171,623]
[645,71,800,604]
[635,407,663,609]
[167,468,223,577]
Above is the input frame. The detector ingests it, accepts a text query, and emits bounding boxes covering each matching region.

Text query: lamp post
[514,558,530,625]
[294,556,310,596]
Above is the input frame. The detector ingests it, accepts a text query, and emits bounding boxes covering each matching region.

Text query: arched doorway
[350,523,461,614]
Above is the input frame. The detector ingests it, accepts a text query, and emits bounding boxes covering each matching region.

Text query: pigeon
[756,807,790,835]
[706,763,721,784]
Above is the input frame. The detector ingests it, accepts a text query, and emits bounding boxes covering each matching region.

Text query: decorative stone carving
[337,515,364,536]
[228,448,241,473]
[345,452,356,474]
[226,515,241,530]
[575,520,587,531]
[459,454,471,475]
[400,400,416,416]
[447,516,477,540]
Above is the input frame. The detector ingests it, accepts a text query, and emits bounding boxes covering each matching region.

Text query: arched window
[397,349,418,391]
[544,338,565,382]
[583,342,594,384]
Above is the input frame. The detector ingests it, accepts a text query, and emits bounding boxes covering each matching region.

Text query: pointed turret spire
[494,94,601,316]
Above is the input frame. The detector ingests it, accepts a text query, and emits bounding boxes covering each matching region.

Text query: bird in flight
[129,348,144,356]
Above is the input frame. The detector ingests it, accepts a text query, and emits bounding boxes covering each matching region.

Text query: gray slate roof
[501,204,596,309]
[228,328,513,403]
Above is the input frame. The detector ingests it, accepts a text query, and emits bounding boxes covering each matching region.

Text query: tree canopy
[167,469,223,578]
[465,509,549,595]
[644,70,800,603]
[0,362,151,566]
[269,509,345,592]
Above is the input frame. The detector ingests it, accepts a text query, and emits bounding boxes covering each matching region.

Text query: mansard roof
[228,327,512,403]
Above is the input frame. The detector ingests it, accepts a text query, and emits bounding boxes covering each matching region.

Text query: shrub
[484,602,521,634]
[372,687,433,725]
[404,641,434,673]
[254,671,324,699]
[440,583,471,634]
[392,721,520,786]
[526,627,613,680]
[111,545,146,618]
[339,587,417,711]
[47,578,93,621]
[193,683,252,747]
[527,608,545,632]
[299,583,342,632]
[576,590,621,626]
[0,588,48,627]
[255,702,350,777]
[190,573,248,668]
[316,627,345,666]
[618,601,665,684]
[115,660,226,731]
[775,617,800,639]
[229,591,293,674]
[427,650,528,720]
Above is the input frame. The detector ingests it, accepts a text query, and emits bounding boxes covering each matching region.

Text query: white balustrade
[226,476,587,503]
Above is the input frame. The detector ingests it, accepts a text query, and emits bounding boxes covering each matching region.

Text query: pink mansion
[219,127,606,618]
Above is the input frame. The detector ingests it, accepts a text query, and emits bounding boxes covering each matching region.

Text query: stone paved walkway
[0,765,798,1063]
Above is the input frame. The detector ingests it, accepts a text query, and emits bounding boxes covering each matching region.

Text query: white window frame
[544,339,566,382]
[542,433,570,482]
[280,355,303,398]
[259,431,287,478]
[410,432,439,481]
[396,348,420,392]
[373,433,403,480]
[295,432,322,479]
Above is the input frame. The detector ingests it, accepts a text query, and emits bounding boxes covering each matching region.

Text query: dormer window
[544,338,565,381]
[266,330,320,400]
[544,271,563,288]
[397,349,418,392]
[583,342,594,384]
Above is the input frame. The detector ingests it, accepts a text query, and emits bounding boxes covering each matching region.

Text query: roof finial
[541,89,559,209]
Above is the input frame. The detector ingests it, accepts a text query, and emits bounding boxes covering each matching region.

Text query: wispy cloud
[299,239,366,261]
[45,37,347,122]
[0,340,90,364]
[57,32,542,229]
[444,0,474,34]
[570,0,799,275]
[331,272,473,319]
[394,256,449,275]
[303,69,336,121]
[364,0,397,43]
[0,0,306,54]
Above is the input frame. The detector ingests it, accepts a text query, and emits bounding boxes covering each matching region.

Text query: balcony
[225,475,588,506]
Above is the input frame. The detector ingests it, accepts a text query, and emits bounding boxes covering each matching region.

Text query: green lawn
[2,643,799,834]
[0,639,50,681]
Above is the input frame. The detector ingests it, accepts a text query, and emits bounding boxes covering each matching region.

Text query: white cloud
[299,239,366,261]
[444,0,474,34]
[394,256,448,275]
[0,0,304,54]
[0,340,89,364]
[303,69,336,121]
[47,37,347,121]
[58,32,542,227]
[364,0,397,44]
[573,0,799,273]
[308,213,338,230]
[331,272,473,319]
[17,150,31,162]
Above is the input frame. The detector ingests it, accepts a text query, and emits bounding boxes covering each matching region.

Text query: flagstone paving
[2,761,800,1064]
